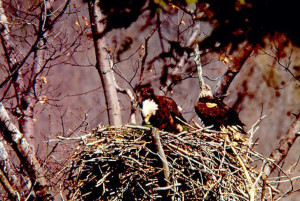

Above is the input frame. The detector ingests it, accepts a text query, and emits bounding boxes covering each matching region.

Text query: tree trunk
[1,0,34,151]
[19,0,53,152]
[0,102,51,199]
[88,0,122,126]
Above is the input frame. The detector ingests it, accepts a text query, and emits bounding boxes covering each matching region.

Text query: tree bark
[0,141,20,192]
[0,0,49,152]
[152,128,170,181]
[88,0,122,126]
[18,0,52,155]
[0,168,19,200]
[151,127,170,200]
[263,114,300,177]
[0,102,50,199]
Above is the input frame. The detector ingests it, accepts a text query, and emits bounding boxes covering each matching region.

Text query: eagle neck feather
[142,99,158,117]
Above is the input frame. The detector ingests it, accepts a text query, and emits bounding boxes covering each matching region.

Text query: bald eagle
[136,85,186,133]
[195,84,246,134]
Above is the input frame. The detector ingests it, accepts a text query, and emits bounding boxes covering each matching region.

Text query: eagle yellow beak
[144,115,151,124]
[206,102,217,108]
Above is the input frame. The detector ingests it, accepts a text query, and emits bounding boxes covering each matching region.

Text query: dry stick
[126,124,151,131]
[247,115,267,148]
[151,127,170,183]
[175,116,197,130]
[225,135,255,201]
[167,143,194,157]
[192,119,203,129]
[261,115,300,200]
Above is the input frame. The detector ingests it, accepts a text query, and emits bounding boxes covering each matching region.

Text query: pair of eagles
[137,84,246,134]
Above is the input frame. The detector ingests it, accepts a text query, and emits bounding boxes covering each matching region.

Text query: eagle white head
[198,84,213,99]
[142,99,158,123]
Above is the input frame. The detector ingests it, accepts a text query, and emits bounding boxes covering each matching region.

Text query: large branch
[105,47,137,124]
[0,141,20,191]
[263,114,300,177]
[0,102,51,199]
[88,0,122,126]
[0,168,19,200]
[151,127,170,199]
[214,43,254,98]
[152,128,170,181]
[194,43,204,91]
[162,20,201,93]
[113,84,137,124]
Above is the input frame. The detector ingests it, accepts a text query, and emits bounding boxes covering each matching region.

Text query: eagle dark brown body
[195,84,246,134]
[136,85,186,133]
[148,96,186,133]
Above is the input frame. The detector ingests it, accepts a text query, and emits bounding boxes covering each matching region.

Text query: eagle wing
[195,101,228,128]
[195,100,245,133]
[156,96,186,122]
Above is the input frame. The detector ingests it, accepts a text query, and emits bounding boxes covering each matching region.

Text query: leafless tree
[0,0,299,200]
[0,0,74,199]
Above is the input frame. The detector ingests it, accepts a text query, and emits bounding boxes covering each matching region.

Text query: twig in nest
[151,127,170,182]
[225,135,255,201]
[175,116,197,130]
[65,125,296,200]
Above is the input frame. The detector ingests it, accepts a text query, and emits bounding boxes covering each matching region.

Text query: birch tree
[88,0,122,126]
[0,102,50,199]
[0,0,71,199]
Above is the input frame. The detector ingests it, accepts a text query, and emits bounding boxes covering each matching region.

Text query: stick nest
[66,125,278,200]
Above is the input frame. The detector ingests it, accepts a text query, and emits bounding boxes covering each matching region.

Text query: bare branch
[0,0,70,89]
[259,47,299,82]
[139,27,157,84]
[214,43,254,98]
[263,114,300,178]
[162,19,201,93]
